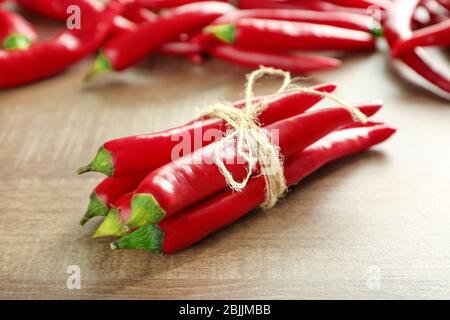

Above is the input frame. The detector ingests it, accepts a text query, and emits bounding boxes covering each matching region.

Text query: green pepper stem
[3,34,33,50]
[203,24,236,44]
[84,52,113,81]
[111,224,164,253]
[77,146,114,176]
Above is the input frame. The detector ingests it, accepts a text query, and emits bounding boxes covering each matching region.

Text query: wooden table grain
[1,45,450,299]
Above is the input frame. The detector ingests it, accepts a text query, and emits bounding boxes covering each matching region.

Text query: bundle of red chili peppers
[78,68,396,254]
[1,0,448,99]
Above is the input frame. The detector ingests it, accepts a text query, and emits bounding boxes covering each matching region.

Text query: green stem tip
[203,24,235,44]
[77,146,114,176]
[127,193,166,228]
[93,207,129,238]
[3,34,33,50]
[80,193,109,226]
[110,224,164,253]
[370,24,384,38]
[84,52,113,81]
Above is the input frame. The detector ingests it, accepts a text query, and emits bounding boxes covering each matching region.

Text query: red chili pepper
[122,7,157,24]
[237,0,374,16]
[205,18,376,52]
[117,105,379,231]
[80,173,147,226]
[208,44,342,73]
[424,0,450,24]
[95,103,382,238]
[0,9,37,50]
[437,0,450,10]
[85,1,235,79]
[110,125,396,254]
[384,0,450,98]
[132,0,228,10]
[107,12,205,59]
[78,83,336,177]
[109,15,138,37]
[16,0,149,39]
[213,8,383,34]
[15,0,70,20]
[392,19,450,57]
[321,0,390,10]
[0,0,123,88]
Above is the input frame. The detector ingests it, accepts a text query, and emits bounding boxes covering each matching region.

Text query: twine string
[199,67,367,209]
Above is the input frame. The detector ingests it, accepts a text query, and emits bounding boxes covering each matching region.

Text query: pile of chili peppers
[78,74,396,254]
[0,0,448,98]
[384,0,450,99]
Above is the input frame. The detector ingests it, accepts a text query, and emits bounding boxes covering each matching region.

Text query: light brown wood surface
[1,43,450,299]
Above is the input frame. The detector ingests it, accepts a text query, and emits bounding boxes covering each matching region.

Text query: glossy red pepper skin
[128,106,372,227]
[158,40,204,56]
[130,0,228,10]
[238,0,372,16]
[0,0,123,88]
[384,0,450,97]
[15,0,70,20]
[78,83,336,177]
[98,1,235,71]
[424,0,450,25]
[437,0,450,10]
[322,0,390,10]
[81,173,147,225]
[95,102,381,237]
[112,125,396,254]
[0,9,38,48]
[209,44,342,73]
[392,20,450,57]
[210,18,376,52]
[16,0,148,39]
[122,7,157,24]
[214,8,382,33]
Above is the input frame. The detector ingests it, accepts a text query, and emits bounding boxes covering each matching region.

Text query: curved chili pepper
[392,19,450,57]
[437,0,450,10]
[206,18,376,52]
[0,9,37,50]
[424,0,450,24]
[213,8,383,34]
[16,0,146,39]
[208,44,342,73]
[81,173,147,226]
[0,0,123,88]
[104,11,205,58]
[113,105,378,232]
[78,83,336,177]
[384,0,450,97]
[111,125,396,254]
[85,1,235,79]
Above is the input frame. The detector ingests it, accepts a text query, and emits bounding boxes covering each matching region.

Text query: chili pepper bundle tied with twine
[78,66,389,255]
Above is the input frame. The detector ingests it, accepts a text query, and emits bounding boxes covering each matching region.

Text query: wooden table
[1,44,450,299]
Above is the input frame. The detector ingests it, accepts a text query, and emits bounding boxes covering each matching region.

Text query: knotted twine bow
[199,67,367,209]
